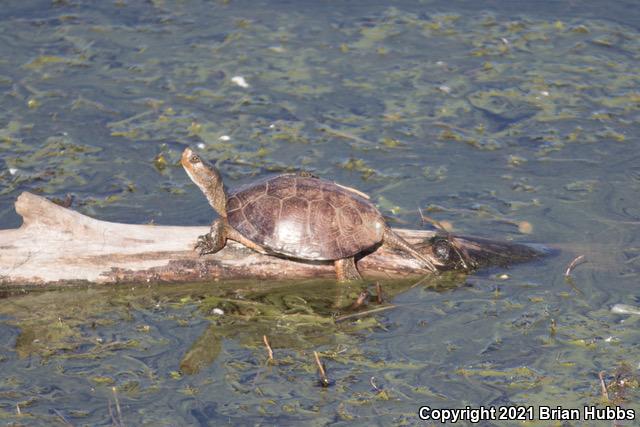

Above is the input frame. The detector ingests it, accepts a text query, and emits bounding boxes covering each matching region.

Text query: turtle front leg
[335,257,362,282]
[382,227,440,273]
[195,218,227,256]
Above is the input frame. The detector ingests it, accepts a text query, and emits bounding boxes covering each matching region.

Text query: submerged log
[0,192,545,287]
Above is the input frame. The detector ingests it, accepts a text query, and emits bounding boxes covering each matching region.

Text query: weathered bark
[0,192,545,287]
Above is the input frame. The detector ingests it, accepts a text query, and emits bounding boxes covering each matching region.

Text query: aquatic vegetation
[0,0,639,424]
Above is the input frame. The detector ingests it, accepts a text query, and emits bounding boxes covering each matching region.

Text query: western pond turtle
[181,147,439,281]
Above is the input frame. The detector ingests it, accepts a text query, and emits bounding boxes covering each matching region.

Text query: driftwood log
[0,192,544,287]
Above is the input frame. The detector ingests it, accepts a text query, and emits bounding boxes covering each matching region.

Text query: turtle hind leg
[335,257,362,282]
[382,227,439,273]
[196,218,227,255]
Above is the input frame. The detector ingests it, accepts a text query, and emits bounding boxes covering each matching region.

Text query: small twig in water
[432,121,474,135]
[112,387,125,427]
[599,371,609,402]
[376,282,383,304]
[263,335,274,362]
[409,275,431,289]
[564,276,585,296]
[335,305,397,323]
[313,351,330,387]
[108,399,116,426]
[317,124,376,147]
[565,255,586,277]
[16,404,21,416]
[417,207,445,230]
[52,409,74,427]
[350,291,369,310]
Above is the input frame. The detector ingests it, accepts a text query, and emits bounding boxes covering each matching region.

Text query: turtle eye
[190,154,200,164]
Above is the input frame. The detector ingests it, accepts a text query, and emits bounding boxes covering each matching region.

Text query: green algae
[23,55,87,71]
[0,1,639,425]
[0,276,488,424]
[179,324,223,375]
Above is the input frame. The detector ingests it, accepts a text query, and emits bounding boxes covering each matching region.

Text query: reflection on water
[1,0,639,424]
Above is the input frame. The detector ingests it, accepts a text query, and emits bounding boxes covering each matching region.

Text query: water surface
[1,1,639,425]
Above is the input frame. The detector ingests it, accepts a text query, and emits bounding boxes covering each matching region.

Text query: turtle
[181,147,440,281]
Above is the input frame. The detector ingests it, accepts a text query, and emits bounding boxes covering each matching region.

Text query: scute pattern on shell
[227,174,384,260]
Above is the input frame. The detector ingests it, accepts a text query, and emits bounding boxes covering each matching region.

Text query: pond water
[1,0,639,425]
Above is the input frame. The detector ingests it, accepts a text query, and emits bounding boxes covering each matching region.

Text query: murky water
[1,0,639,425]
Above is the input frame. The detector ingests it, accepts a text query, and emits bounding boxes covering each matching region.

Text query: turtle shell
[226,174,385,260]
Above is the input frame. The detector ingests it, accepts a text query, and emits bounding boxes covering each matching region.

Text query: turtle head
[181,147,227,218]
